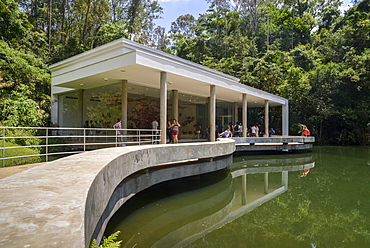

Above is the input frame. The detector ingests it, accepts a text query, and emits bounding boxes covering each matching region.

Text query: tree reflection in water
[105,146,370,248]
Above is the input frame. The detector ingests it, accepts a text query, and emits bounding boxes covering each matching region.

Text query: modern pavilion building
[50,38,289,143]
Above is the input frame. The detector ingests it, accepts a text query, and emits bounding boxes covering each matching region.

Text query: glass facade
[57,83,238,139]
[58,91,79,127]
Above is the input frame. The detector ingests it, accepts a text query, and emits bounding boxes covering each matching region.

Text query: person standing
[152,119,159,130]
[251,125,257,137]
[113,118,123,144]
[171,119,181,143]
[195,124,201,139]
[237,123,243,137]
[152,119,159,144]
[167,120,173,143]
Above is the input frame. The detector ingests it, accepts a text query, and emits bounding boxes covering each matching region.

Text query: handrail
[0,127,161,167]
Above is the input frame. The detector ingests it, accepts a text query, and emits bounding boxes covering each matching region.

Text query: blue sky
[156,0,210,31]
[156,0,354,31]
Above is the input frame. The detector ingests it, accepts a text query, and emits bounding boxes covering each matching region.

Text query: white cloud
[339,0,354,13]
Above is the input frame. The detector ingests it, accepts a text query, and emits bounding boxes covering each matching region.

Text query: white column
[51,94,59,126]
[209,85,216,142]
[172,89,178,121]
[264,172,269,194]
[242,174,247,205]
[282,100,289,136]
[77,89,83,127]
[264,100,269,137]
[121,80,128,129]
[282,171,288,187]
[160,72,167,144]
[233,102,238,124]
[242,93,248,137]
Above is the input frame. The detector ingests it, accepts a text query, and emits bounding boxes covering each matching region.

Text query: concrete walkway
[0,140,235,248]
[0,163,44,179]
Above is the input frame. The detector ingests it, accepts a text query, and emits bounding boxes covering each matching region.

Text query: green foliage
[2,141,41,167]
[90,231,122,248]
[1,0,369,145]
[171,0,370,145]
[0,41,50,127]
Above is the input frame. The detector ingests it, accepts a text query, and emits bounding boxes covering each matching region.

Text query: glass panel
[128,84,160,129]
[178,93,208,140]
[216,100,233,133]
[58,91,79,127]
[83,83,122,128]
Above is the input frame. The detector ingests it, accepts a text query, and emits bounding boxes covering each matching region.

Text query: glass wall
[58,83,231,140]
[127,84,160,129]
[216,100,234,133]
[58,91,79,127]
[83,83,122,128]
[178,93,208,140]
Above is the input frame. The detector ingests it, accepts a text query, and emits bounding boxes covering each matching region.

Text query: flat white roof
[50,38,287,107]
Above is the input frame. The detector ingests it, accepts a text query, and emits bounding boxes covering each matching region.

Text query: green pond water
[105,146,370,248]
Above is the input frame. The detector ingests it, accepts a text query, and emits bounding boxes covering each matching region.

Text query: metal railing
[0,127,161,167]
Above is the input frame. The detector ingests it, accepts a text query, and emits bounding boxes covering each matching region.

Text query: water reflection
[105,154,315,248]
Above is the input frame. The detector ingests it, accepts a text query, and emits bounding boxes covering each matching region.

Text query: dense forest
[0,0,369,145]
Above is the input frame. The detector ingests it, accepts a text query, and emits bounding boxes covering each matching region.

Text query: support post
[264,100,269,137]
[242,174,247,205]
[282,100,289,136]
[121,80,128,129]
[264,172,269,194]
[242,94,247,137]
[209,85,216,142]
[233,102,238,124]
[51,94,59,126]
[160,72,167,144]
[282,171,288,187]
[77,89,83,127]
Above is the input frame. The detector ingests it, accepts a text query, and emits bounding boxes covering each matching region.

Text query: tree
[0,41,50,127]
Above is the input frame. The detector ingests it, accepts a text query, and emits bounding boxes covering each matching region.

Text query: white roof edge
[122,39,240,82]
[242,84,287,103]
[49,39,124,70]
[49,38,288,104]
[49,38,239,82]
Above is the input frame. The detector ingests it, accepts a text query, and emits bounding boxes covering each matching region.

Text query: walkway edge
[0,140,235,248]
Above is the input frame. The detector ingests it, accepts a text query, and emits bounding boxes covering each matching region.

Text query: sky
[156,0,209,31]
[156,0,355,32]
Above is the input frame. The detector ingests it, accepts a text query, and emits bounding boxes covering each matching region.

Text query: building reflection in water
[105,155,315,248]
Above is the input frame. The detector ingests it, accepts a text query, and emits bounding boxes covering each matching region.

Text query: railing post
[138,130,140,145]
[83,128,86,151]
[46,128,49,162]
[115,130,118,147]
[2,128,5,168]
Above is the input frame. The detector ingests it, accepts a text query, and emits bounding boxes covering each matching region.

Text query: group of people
[115,119,310,144]
[151,119,181,144]
[218,122,274,138]
[83,120,102,135]
[166,119,181,143]
[218,122,243,138]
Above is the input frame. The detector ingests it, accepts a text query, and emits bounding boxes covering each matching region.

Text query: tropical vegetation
[0,0,369,145]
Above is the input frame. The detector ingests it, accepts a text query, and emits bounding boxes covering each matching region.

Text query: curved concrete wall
[0,139,235,248]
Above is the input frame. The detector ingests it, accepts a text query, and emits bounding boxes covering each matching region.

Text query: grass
[1,141,41,167]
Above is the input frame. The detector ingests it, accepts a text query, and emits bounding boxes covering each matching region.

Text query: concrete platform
[0,139,235,248]
[232,136,315,152]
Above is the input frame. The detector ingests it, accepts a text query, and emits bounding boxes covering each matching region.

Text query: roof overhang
[50,38,287,108]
